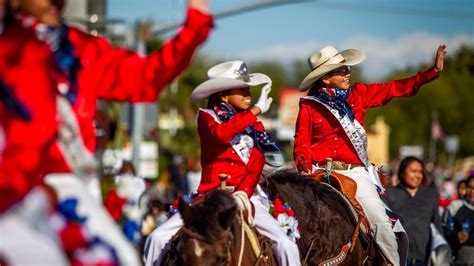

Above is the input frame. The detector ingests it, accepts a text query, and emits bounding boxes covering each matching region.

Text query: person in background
[385,156,442,266]
[443,175,474,265]
[1,0,213,264]
[294,44,446,265]
[0,1,68,263]
[185,157,202,193]
[457,180,467,200]
[144,60,300,266]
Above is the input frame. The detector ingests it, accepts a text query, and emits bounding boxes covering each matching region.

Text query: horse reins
[180,227,210,243]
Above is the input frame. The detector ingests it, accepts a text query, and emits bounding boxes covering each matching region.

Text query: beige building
[367,116,391,165]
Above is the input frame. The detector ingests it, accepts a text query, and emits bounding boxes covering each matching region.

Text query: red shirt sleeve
[293,100,313,172]
[356,67,439,108]
[198,110,257,144]
[71,8,213,102]
[238,147,266,198]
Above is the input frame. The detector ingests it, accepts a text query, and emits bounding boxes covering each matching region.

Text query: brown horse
[261,169,378,265]
[161,189,276,266]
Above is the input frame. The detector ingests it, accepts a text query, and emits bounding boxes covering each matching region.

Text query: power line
[152,0,310,36]
[303,1,474,20]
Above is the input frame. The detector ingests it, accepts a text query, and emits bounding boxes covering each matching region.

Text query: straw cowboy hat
[299,45,366,91]
[190,60,271,100]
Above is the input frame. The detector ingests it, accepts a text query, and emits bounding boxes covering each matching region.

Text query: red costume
[0,8,213,212]
[0,24,58,212]
[45,8,213,174]
[196,109,266,198]
[294,67,439,172]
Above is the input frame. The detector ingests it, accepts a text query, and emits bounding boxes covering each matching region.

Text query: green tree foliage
[365,45,474,158]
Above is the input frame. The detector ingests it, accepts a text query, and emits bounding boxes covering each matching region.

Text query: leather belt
[314,161,364,171]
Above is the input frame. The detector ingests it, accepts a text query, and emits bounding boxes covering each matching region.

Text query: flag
[431,119,444,142]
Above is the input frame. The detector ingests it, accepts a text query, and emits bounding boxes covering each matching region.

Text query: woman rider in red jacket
[293,44,446,265]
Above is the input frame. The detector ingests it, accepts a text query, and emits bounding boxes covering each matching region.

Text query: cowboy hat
[299,45,365,91]
[190,60,271,101]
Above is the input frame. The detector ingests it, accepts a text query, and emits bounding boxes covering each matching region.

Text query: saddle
[309,169,370,232]
[309,167,392,266]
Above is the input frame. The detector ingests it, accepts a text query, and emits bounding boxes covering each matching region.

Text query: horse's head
[174,189,238,265]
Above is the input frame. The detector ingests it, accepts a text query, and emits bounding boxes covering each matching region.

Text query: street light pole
[151,0,311,36]
[130,21,147,171]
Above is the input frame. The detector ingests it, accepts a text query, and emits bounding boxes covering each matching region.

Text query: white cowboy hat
[299,45,366,91]
[190,60,271,101]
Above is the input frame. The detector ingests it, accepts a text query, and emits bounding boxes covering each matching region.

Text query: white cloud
[236,32,474,80]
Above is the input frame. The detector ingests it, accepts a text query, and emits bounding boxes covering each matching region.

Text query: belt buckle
[333,160,345,170]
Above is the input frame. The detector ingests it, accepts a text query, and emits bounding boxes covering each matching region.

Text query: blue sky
[108,0,474,80]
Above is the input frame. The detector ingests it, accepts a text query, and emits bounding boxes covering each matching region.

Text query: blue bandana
[213,103,281,152]
[316,87,354,121]
[17,14,81,103]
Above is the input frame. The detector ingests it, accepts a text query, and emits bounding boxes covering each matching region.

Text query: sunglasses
[328,66,352,76]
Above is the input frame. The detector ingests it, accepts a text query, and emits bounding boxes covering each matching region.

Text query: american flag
[431,119,444,142]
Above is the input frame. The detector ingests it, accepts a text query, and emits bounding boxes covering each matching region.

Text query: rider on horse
[293,44,446,265]
[144,60,301,266]
[1,0,213,264]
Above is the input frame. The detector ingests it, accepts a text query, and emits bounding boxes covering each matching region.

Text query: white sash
[198,108,253,165]
[56,96,98,179]
[302,96,383,189]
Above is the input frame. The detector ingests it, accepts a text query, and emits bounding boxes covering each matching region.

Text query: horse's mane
[264,169,357,226]
[185,189,237,239]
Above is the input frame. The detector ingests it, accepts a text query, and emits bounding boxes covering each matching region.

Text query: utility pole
[130,21,149,171]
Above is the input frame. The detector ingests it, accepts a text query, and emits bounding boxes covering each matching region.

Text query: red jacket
[0,8,212,211]
[0,24,59,212]
[294,68,439,172]
[43,8,213,174]
[196,109,266,198]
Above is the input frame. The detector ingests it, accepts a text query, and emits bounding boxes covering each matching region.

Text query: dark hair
[467,175,474,187]
[307,80,325,96]
[207,92,223,109]
[457,180,467,191]
[119,160,137,176]
[397,156,425,186]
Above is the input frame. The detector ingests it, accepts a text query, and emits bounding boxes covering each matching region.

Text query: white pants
[324,167,401,266]
[45,174,142,266]
[143,193,301,266]
[0,188,69,266]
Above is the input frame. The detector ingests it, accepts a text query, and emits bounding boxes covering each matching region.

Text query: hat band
[311,52,346,70]
[233,68,250,82]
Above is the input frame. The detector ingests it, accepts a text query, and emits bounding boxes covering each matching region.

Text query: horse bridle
[180,226,210,243]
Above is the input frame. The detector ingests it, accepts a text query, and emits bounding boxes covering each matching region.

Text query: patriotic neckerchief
[16,14,81,103]
[316,87,354,121]
[0,79,32,121]
[16,14,97,179]
[213,103,281,153]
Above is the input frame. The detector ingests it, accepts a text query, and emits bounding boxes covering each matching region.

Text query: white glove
[254,83,273,114]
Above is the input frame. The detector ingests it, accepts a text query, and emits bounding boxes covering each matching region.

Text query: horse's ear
[218,205,237,230]
[178,197,192,224]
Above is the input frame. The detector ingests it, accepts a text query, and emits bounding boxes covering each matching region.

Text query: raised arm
[81,1,214,102]
[358,44,446,108]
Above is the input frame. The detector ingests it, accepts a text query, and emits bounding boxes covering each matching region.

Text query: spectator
[385,156,442,266]
[443,175,474,265]
[457,180,467,200]
[185,158,202,193]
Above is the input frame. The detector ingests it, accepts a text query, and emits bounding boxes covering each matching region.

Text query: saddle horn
[218,174,228,190]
